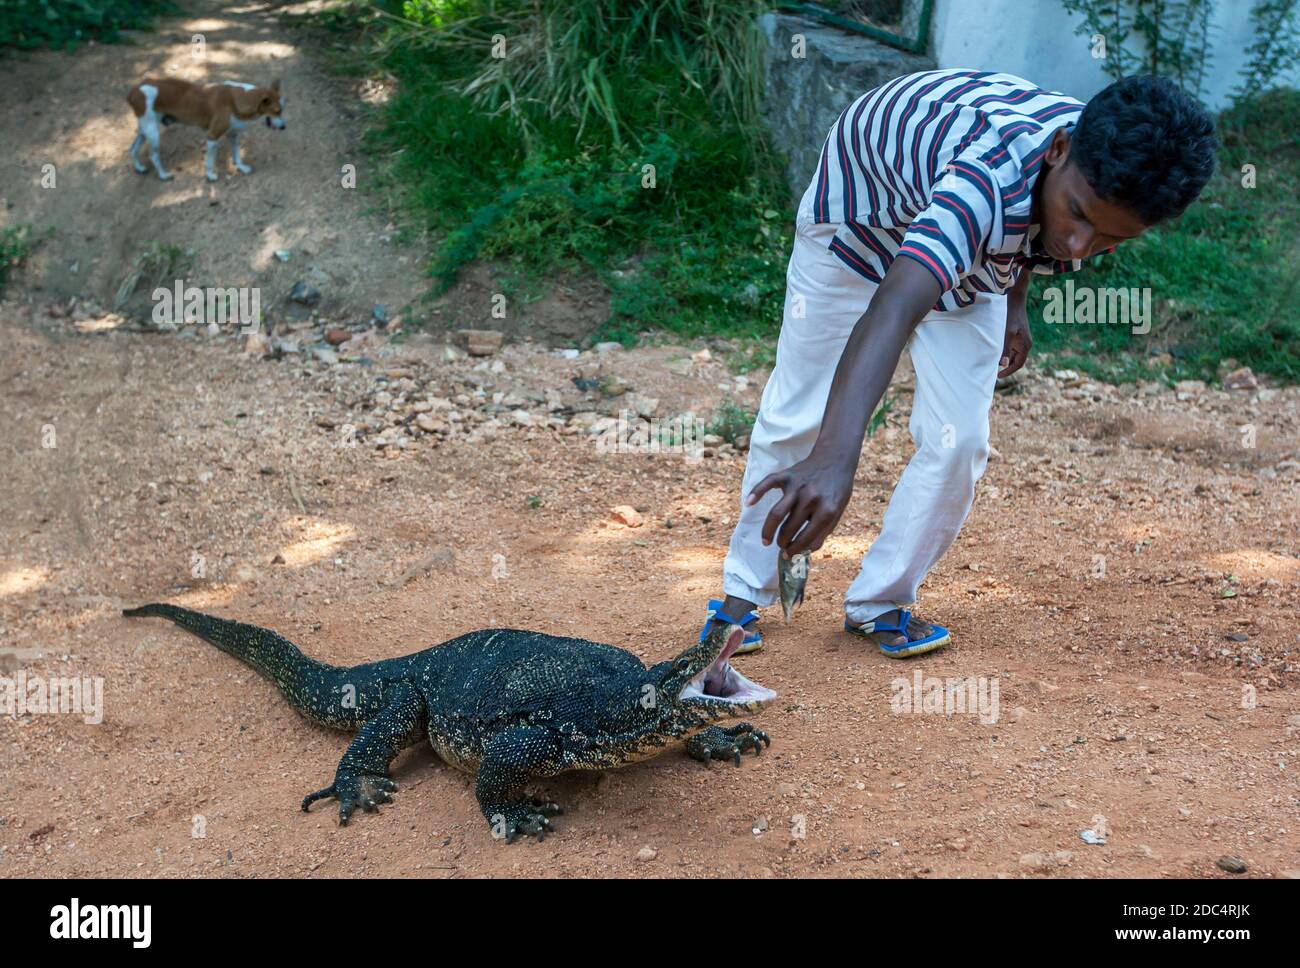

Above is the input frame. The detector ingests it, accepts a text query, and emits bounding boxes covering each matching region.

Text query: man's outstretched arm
[747,256,942,557]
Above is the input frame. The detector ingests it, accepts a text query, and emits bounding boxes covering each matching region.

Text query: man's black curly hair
[1070,75,1217,225]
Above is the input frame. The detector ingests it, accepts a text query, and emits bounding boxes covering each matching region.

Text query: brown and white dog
[127,78,286,182]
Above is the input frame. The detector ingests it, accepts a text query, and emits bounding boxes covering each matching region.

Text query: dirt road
[1,2,1297,879]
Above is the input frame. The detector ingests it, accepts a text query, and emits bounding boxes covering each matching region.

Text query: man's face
[1035,129,1147,262]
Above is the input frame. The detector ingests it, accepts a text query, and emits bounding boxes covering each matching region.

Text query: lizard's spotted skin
[123,604,775,843]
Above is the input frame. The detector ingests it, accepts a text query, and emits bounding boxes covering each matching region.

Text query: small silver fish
[778,551,809,623]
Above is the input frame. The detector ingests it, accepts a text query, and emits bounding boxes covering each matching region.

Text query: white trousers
[722,181,1006,625]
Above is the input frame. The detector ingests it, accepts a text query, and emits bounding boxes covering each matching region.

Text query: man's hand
[999,300,1032,378]
[748,450,855,557]
[747,256,941,558]
[1000,272,1033,378]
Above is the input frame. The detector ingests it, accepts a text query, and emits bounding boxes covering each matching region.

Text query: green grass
[1029,88,1300,384]
[705,398,756,444]
[0,1,175,52]
[0,225,35,294]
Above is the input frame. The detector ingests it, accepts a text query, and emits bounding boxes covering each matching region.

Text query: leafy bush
[0,0,174,52]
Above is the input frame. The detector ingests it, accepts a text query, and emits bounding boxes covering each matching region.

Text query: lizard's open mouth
[678,630,777,707]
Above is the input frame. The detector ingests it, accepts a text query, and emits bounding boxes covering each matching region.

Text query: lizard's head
[656,623,776,725]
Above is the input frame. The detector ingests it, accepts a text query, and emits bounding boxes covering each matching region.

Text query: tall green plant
[1234,0,1300,100]
[391,0,766,149]
[1061,0,1216,97]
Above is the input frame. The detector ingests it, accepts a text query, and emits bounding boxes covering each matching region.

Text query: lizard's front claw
[686,723,771,767]
[486,798,564,843]
[302,773,399,825]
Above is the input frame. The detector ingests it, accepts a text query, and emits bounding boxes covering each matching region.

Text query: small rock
[314,415,336,429]
[1221,366,1257,391]
[1174,379,1206,394]
[609,506,643,528]
[625,392,659,417]
[701,434,724,447]
[1018,851,1050,872]
[594,341,624,354]
[635,846,657,862]
[456,329,503,357]
[311,347,338,365]
[243,332,271,357]
[666,358,694,376]
[324,328,352,345]
[1216,855,1247,874]
[289,281,321,306]
[415,413,445,434]
[273,249,291,262]
[270,553,286,565]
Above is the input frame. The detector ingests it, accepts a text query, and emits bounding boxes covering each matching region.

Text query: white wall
[930,0,1298,110]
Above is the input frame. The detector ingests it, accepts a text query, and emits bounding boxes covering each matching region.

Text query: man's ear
[1045,127,1072,167]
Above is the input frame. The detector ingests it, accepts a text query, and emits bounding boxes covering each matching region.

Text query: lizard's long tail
[123,603,361,728]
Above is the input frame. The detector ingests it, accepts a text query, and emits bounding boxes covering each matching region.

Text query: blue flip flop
[845,609,949,658]
[702,599,762,654]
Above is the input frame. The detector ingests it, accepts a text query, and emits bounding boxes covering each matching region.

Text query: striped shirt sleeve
[896,160,1000,292]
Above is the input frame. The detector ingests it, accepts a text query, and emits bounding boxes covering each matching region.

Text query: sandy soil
[1,2,1297,879]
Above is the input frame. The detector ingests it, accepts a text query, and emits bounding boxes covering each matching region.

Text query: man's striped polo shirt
[809,68,1088,311]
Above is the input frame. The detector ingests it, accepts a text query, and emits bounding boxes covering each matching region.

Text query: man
[702,71,1216,656]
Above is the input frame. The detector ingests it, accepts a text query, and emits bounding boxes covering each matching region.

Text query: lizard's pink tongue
[703,629,743,695]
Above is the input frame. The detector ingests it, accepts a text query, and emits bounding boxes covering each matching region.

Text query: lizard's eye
[674,658,690,672]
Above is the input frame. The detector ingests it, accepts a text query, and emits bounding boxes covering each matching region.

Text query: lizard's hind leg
[302,681,427,825]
